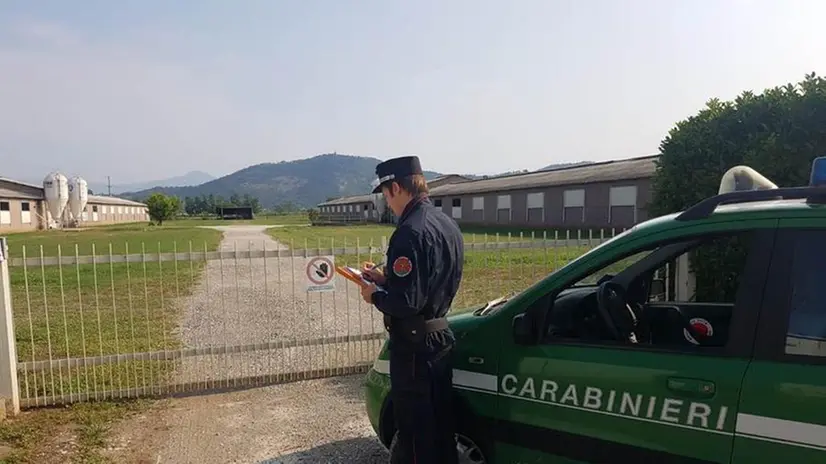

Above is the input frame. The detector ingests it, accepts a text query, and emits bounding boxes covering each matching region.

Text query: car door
[493,226,776,464]
[732,223,826,462]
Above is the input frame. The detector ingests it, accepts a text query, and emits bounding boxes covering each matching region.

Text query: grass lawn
[4,223,223,257]
[5,224,224,404]
[166,212,309,227]
[264,223,594,249]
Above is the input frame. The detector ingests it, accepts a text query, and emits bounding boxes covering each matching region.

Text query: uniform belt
[383,315,449,334]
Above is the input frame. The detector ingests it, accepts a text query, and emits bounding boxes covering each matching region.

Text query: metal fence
[0,229,621,412]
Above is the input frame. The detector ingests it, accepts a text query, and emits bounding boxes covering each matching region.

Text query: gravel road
[103,226,391,463]
[171,225,387,387]
[105,374,389,464]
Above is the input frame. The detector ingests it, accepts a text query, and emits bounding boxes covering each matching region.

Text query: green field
[166,212,309,227]
[4,223,223,257]
[263,223,585,249]
[5,223,224,404]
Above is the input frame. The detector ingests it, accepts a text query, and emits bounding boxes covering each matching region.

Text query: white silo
[68,176,89,222]
[43,172,69,227]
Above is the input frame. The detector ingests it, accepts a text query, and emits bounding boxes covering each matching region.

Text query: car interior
[540,237,741,349]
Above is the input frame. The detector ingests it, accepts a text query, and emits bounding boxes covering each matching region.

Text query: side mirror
[650,278,666,299]
[512,313,535,345]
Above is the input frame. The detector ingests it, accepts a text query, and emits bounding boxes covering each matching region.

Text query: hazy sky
[1,0,825,184]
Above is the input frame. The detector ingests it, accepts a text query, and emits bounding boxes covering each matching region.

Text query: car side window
[649,233,752,304]
[545,231,755,351]
[784,230,826,358]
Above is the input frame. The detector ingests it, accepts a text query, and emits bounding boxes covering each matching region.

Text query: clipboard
[336,265,383,290]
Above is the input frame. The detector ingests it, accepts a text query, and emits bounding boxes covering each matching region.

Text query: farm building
[428,155,658,229]
[0,176,149,233]
[316,155,658,228]
[316,193,383,223]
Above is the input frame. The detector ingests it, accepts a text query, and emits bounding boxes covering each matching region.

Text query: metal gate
[0,230,614,412]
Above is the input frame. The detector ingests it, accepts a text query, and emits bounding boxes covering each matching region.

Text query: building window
[434,199,443,207]
[563,189,585,223]
[471,196,485,221]
[496,194,512,223]
[0,201,10,225]
[526,192,544,223]
[609,185,638,224]
[451,198,462,219]
[20,201,32,224]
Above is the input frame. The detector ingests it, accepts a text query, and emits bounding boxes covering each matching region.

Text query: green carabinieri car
[365,159,826,463]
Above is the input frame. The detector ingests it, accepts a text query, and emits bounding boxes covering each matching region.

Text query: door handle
[667,377,716,399]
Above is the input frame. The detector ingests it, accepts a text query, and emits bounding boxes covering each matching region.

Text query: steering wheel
[596,281,638,343]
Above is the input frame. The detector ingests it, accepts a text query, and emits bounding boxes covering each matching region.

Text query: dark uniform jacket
[371,195,464,349]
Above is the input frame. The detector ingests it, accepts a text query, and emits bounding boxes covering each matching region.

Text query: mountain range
[89,171,216,195]
[121,154,442,208]
[19,171,216,196]
[116,155,594,209]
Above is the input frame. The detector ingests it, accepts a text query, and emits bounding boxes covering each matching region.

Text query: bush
[651,72,826,217]
[651,73,826,301]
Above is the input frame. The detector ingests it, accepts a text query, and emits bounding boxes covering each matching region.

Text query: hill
[122,154,442,208]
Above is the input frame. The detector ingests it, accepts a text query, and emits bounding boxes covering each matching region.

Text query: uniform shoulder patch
[392,256,413,277]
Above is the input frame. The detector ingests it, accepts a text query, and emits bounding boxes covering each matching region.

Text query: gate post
[0,237,20,416]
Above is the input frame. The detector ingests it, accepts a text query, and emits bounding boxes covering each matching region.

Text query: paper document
[335,266,384,290]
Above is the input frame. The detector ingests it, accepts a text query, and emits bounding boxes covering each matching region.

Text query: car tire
[388,429,489,464]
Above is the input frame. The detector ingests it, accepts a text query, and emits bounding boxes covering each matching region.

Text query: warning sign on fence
[305,256,336,293]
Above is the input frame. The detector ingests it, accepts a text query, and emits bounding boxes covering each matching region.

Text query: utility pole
[107,176,112,196]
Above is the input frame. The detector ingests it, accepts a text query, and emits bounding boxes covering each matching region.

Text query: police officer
[360,155,464,464]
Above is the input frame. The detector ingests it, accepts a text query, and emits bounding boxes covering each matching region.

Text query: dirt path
[103,375,388,464]
[172,225,386,386]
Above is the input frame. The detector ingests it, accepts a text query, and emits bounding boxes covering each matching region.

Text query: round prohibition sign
[306,256,335,285]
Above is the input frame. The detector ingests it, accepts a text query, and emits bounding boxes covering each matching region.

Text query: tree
[651,72,826,300]
[145,192,181,225]
[652,72,826,217]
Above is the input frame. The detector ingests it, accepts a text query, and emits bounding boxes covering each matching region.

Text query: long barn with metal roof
[315,155,658,228]
[0,176,149,233]
[427,155,658,228]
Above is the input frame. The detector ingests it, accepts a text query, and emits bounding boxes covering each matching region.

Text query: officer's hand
[361,264,386,285]
[361,283,378,304]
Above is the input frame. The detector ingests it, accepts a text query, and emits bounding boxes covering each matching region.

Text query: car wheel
[388,430,488,464]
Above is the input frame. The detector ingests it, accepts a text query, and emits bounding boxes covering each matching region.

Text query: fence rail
[1,230,616,411]
[8,237,613,268]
